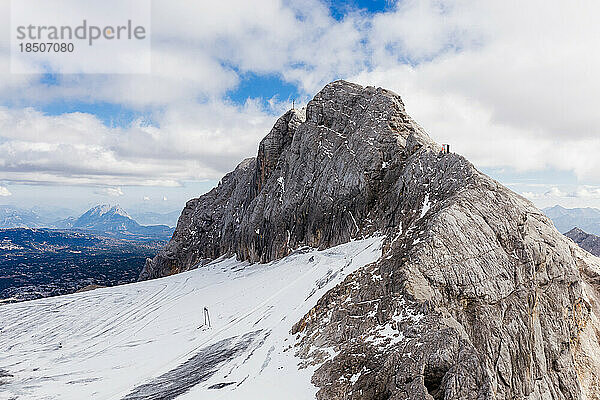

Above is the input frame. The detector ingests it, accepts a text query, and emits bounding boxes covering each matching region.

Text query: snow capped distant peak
[86,204,112,216]
[84,204,131,219]
[108,204,131,218]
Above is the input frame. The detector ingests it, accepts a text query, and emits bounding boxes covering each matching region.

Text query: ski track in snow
[0,237,383,400]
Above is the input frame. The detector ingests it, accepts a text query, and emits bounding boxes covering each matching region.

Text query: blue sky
[327,0,395,19]
[1,0,599,216]
[227,73,300,108]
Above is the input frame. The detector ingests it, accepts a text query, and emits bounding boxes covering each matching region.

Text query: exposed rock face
[293,156,600,400]
[141,80,431,279]
[140,80,600,399]
[566,227,600,257]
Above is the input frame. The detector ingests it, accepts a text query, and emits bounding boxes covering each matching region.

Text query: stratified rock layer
[141,80,600,399]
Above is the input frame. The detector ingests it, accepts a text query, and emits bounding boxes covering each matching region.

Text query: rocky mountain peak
[140,80,600,399]
[107,204,130,218]
[566,226,600,257]
[142,79,437,277]
[255,107,305,192]
[83,204,130,219]
[75,204,133,229]
[567,226,587,237]
[85,204,112,216]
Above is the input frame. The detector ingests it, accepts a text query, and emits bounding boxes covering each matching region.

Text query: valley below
[0,228,165,303]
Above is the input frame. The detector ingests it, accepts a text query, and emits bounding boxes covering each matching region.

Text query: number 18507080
[19,42,74,52]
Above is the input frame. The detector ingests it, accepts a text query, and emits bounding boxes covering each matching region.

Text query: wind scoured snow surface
[0,237,383,400]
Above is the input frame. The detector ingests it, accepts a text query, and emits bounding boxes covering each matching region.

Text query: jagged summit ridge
[141,80,433,278]
[140,80,600,399]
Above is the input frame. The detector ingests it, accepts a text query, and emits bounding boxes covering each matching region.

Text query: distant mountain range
[63,204,173,239]
[543,205,600,235]
[0,205,175,302]
[0,205,48,228]
[0,227,166,302]
[0,205,76,228]
[129,210,180,227]
[564,227,600,257]
[0,204,176,240]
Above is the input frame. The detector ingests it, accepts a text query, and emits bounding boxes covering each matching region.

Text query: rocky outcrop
[566,227,600,257]
[141,80,431,279]
[292,152,600,399]
[140,80,600,399]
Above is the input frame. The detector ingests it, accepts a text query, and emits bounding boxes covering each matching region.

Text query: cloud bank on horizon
[0,0,598,209]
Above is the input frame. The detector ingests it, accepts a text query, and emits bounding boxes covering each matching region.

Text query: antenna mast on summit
[292,99,295,109]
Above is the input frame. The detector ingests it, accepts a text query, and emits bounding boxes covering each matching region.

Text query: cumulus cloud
[0,0,599,189]
[522,185,600,209]
[0,186,11,196]
[95,187,125,197]
[0,100,277,186]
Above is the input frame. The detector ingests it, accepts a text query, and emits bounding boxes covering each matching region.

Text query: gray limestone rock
[140,80,600,399]
[141,80,431,278]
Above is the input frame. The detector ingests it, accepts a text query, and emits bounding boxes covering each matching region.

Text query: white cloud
[523,187,567,201]
[522,192,539,201]
[0,100,277,186]
[547,187,568,198]
[0,186,11,196]
[0,0,599,188]
[521,185,600,209]
[568,187,600,199]
[94,187,124,197]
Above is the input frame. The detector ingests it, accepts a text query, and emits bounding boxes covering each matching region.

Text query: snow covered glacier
[0,237,383,400]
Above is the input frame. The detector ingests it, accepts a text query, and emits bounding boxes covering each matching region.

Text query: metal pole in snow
[204,307,211,328]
